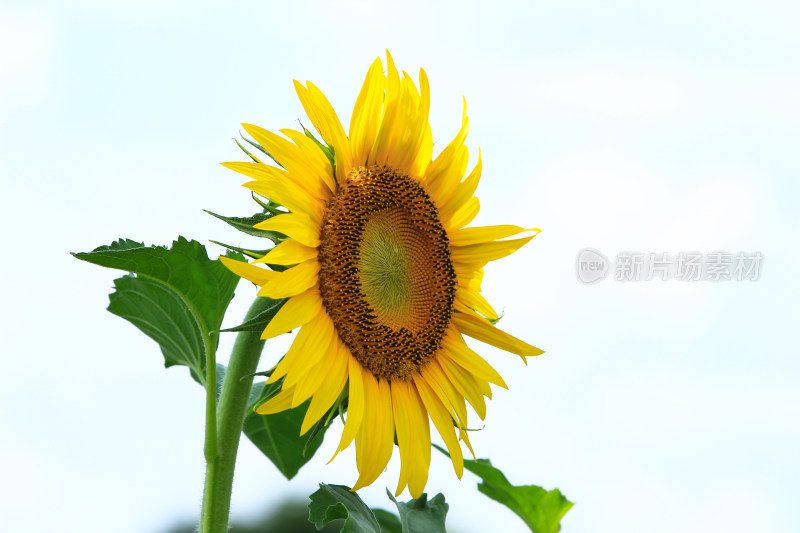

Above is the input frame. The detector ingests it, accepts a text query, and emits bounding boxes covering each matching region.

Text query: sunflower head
[220,51,542,498]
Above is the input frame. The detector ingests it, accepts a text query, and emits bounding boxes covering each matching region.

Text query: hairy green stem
[203,333,218,463]
[199,297,272,533]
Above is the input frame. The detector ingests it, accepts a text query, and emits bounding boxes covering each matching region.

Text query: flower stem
[199,297,272,533]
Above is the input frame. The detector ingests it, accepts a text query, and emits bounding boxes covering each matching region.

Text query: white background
[1,1,798,532]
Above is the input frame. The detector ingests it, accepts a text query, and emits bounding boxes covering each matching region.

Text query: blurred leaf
[387,490,448,533]
[243,380,329,479]
[72,238,243,383]
[434,445,573,533]
[163,498,341,533]
[371,509,402,533]
[308,484,381,533]
[204,209,285,243]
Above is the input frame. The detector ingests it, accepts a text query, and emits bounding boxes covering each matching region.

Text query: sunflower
[219,52,542,498]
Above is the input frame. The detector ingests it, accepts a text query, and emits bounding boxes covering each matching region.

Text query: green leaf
[72,238,242,384]
[434,445,573,533]
[204,209,285,243]
[106,274,206,382]
[242,380,329,479]
[219,297,286,333]
[387,490,448,533]
[371,509,402,533]
[308,484,381,533]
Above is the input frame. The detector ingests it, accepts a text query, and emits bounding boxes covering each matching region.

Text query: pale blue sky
[1,1,798,532]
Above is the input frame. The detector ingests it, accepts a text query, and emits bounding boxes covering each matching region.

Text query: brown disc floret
[317,165,457,381]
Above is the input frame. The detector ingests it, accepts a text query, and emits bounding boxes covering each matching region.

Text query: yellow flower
[220,52,542,498]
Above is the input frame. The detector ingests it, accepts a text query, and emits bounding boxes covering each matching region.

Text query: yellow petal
[352,375,394,491]
[256,239,318,266]
[349,57,385,166]
[391,380,414,496]
[450,235,537,267]
[441,328,507,389]
[407,68,432,177]
[330,355,366,462]
[454,264,484,292]
[426,144,468,209]
[369,51,402,166]
[381,69,431,173]
[449,225,539,247]
[405,384,431,499]
[254,384,295,415]
[414,375,464,479]
[410,124,433,178]
[460,428,476,461]
[440,149,482,219]
[219,256,279,286]
[260,288,322,339]
[424,97,469,201]
[292,335,346,410]
[268,314,326,384]
[253,213,320,248]
[420,361,468,428]
[438,352,488,419]
[281,313,335,390]
[294,80,352,184]
[241,124,330,201]
[452,312,544,360]
[280,128,336,193]
[300,339,349,435]
[444,196,480,232]
[258,260,319,299]
[223,161,323,223]
[455,286,499,321]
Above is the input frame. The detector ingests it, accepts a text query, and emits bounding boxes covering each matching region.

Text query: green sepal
[208,239,268,260]
[308,484,382,533]
[204,209,285,243]
[434,445,573,533]
[387,490,449,533]
[209,240,289,273]
[487,311,504,325]
[240,130,282,168]
[301,123,335,170]
[233,137,262,164]
[251,193,285,215]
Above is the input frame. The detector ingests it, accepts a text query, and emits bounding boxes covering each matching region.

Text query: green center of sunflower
[317,165,456,380]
